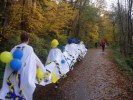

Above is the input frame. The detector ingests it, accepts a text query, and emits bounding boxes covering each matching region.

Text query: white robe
[62,51,74,67]
[76,44,83,59]
[0,43,47,100]
[81,44,88,58]
[73,44,81,58]
[65,44,78,60]
[45,48,69,76]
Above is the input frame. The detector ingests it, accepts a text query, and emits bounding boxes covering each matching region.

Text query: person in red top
[100,40,106,52]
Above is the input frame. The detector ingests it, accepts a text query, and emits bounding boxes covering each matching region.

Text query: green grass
[110,48,133,76]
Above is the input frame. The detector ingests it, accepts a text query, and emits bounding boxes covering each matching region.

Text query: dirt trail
[34,48,133,100]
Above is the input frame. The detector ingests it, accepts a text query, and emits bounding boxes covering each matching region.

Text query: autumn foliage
[0,0,113,60]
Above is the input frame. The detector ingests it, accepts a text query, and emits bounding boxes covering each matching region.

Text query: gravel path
[34,48,133,100]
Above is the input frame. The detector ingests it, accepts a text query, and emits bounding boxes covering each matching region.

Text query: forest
[0,0,112,61]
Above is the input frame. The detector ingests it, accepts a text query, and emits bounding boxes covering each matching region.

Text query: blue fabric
[46,69,51,73]
[77,40,81,44]
[18,74,21,88]
[67,38,73,44]
[5,92,24,100]
[67,58,71,61]
[61,60,65,64]
[6,72,24,100]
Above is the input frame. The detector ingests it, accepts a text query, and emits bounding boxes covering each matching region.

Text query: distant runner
[100,40,106,52]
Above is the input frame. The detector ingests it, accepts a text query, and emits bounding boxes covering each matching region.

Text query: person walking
[100,40,106,52]
[0,32,47,100]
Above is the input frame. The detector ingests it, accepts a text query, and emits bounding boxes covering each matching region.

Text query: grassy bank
[110,48,133,76]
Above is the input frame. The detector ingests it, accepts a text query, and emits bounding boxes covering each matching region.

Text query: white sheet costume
[62,50,74,67]
[76,44,83,60]
[0,43,48,100]
[73,43,81,59]
[0,39,88,100]
[45,48,69,78]
[81,44,87,58]
[65,43,78,62]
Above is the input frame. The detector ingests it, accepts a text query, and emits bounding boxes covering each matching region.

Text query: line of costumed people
[0,33,87,100]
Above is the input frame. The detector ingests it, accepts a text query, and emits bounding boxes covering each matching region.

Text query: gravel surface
[34,48,133,100]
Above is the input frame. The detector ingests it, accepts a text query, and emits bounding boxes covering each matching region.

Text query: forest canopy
[1,0,133,62]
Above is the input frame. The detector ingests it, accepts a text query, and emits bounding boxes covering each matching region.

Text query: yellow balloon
[80,41,84,44]
[51,39,59,48]
[0,51,13,63]
[36,67,44,83]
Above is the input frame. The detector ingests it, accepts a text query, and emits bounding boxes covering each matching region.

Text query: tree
[109,0,133,55]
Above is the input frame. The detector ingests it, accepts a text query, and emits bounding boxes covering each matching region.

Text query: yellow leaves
[104,24,113,42]
[24,7,46,32]
[42,0,49,6]
[8,3,47,33]
[9,4,22,29]
[99,14,113,42]
[89,31,99,42]
[43,1,75,36]
[4,0,75,37]
[84,22,100,42]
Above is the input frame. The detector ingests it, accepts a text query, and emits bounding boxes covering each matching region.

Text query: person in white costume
[80,41,87,58]
[76,40,84,60]
[72,39,81,60]
[62,46,74,68]
[0,33,48,100]
[45,39,69,78]
[64,38,78,68]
